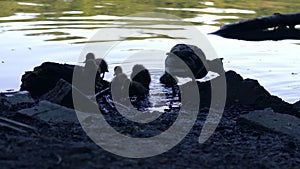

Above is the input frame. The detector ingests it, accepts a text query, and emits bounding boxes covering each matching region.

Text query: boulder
[223,71,297,116]
[181,71,298,117]
[238,108,300,140]
[40,79,73,108]
[39,78,103,112]
[293,100,300,112]
[20,62,75,98]
[211,12,300,41]
[0,91,35,110]
[18,101,78,124]
[20,62,110,108]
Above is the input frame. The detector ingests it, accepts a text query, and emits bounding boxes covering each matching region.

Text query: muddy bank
[0,62,299,168]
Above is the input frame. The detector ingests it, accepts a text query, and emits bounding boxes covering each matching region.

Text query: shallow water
[0,0,299,103]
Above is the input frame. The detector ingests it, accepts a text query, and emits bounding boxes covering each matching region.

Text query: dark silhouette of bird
[81,59,98,95]
[130,64,151,91]
[84,53,109,79]
[111,66,148,99]
[161,44,225,85]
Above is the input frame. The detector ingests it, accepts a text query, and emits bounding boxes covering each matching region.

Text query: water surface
[0,0,299,103]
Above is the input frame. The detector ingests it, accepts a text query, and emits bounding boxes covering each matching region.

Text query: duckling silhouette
[130,64,151,91]
[165,44,208,79]
[84,59,98,74]
[111,66,148,99]
[84,53,109,79]
[161,44,225,85]
[81,59,99,95]
[111,66,129,99]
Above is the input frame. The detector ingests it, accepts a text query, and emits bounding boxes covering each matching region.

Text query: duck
[111,66,148,99]
[84,53,109,79]
[130,64,151,91]
[160,44,225,85]
[81,59,99,95]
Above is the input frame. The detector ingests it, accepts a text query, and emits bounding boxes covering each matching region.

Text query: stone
[18,101,78,124]
[20,62,110,105]
[293,100,300,112]
[0,91,35,110]
[238,108,300,140]
[20,62,75,98]
[194,71,298,117]
[40,79,73,108]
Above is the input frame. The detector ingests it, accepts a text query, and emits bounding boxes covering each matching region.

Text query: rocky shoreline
[0,62,300,168]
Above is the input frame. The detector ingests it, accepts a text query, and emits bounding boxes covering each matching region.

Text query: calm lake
[0,0,299,103]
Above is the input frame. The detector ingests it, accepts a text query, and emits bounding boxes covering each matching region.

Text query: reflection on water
[0,0,299,103]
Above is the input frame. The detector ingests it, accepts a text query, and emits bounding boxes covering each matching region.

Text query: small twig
[0,122,27,133]
[95,87,110,98]
[0,117,37,131]
[0,116,38,133]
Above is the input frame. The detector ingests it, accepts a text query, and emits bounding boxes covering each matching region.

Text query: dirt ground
[0,102,299,169]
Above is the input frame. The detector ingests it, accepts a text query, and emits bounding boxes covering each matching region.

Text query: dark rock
[293,100,300,112]
[40,79,73,108]
[39,76,105,110]
[193,71,298,117]
[238,108,300,140]
[20,62,110,108]
[211,12,300,41]
[224,71,297,116]
[0,91,35,110]
[20,62,75,98]
[18,100,78,124]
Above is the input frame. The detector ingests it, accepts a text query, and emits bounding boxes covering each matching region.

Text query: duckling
[130,64,151,91]
[129,80,148,99]
[81,59,98,95]
[83,59,98,74]
[111,66,148,99]
[162,44,225,81]
[111,66,129,99]
[165,44,208,80]
[111,66,128,89]
[84,53,109,79]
